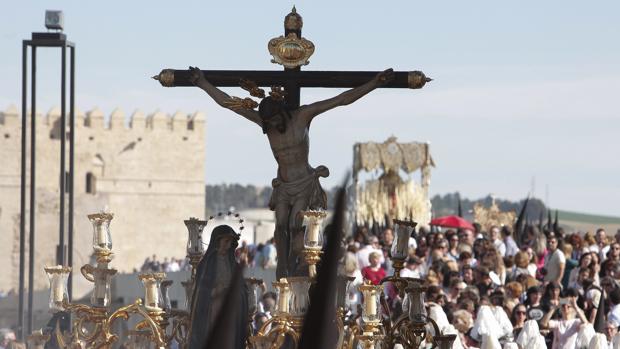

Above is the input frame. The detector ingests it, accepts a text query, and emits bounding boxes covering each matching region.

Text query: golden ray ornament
[473,196,517,232]
[268,33,315,69]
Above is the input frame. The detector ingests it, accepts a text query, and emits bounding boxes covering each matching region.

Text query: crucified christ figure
[188,66,395,278]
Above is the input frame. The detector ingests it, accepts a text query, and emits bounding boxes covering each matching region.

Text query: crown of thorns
[223,79,286,111]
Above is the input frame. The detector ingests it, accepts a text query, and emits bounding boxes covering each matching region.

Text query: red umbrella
[430,215,474,230]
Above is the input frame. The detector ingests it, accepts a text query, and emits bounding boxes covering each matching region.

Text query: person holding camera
[540,296,589,349]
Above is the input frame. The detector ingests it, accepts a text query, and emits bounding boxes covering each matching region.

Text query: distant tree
[430,192,546,220]
[257,187,272,207]
[205,185,547,222]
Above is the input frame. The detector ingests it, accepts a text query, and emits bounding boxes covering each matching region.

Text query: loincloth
[269,165,329,210]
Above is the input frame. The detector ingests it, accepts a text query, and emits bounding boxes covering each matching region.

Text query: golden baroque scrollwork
[240,79,266,99]
[58,299,167,349]
[268,33,315,69]
[223,97,259,111]
[250,315,300,349]
[386,316,434,349]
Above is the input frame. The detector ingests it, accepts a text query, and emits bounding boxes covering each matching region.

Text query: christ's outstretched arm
[297,68,395,123]
[188,66,263,126]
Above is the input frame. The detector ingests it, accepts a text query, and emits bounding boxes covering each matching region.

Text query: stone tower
[0,105,205,296]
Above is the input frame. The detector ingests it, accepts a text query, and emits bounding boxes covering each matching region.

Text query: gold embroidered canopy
[353,136,435,178]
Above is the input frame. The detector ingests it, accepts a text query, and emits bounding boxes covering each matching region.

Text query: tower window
[86,172,96,194]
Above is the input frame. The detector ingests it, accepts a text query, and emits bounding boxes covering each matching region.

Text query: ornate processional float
[352,136,435,229]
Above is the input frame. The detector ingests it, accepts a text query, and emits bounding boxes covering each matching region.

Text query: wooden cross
[153,7,431,109]
[153,7,431,279]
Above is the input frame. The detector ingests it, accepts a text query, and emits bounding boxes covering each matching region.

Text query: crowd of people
[138,255,191,273]
[134,223,620,348]
[337,224,620,348]
[137,239,278,273]
[0,329,24,349]
[244,224,620,348]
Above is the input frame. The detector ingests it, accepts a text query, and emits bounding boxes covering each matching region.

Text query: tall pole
[59,45,66,266]
[18,41,28,341]
[68,45,75,298]
[20,29,76,338]
[27,45,37,337]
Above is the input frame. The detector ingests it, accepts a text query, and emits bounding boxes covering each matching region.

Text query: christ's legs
[274,202,290,279]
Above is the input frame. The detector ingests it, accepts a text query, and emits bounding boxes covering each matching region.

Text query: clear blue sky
[1,1,619,216]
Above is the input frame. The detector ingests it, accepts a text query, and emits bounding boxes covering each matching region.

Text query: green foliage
[205,184,272,216]
[205,185,549,221]
[430,192,547,220]
[557,210,620,225]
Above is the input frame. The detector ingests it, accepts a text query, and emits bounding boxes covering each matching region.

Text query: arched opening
[86,172,96,194]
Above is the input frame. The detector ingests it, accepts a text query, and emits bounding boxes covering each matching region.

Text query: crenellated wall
[0,105,206,297]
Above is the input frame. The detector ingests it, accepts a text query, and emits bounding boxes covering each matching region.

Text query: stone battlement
[0,103,206,298]
[0,105,205,132]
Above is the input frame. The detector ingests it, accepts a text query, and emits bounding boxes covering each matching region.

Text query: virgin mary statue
[189,224,248,349]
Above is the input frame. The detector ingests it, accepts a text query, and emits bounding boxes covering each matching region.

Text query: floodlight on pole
[45,10,64,31]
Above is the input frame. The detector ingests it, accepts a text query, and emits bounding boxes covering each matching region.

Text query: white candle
[365,291,377,318]
[397,229,409,256]
[308,221,320,245]
[278,289,289,313]
[51,276,64,303]
[146,282,158,307]
[94,283,106,303]
[96,225,107,248]
[191,236,199,253]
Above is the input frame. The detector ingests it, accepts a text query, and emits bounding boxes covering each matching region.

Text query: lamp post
[19,10,76,339]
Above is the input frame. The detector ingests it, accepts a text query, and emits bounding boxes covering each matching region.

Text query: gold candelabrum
[300,210,327,278]
[183,217,207,285]
[377,219,457,349]
[43,211,455,349]
[247,217,457,349]
[251,278,300,349]
[46,212,190,349]
[249,209,363,349]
